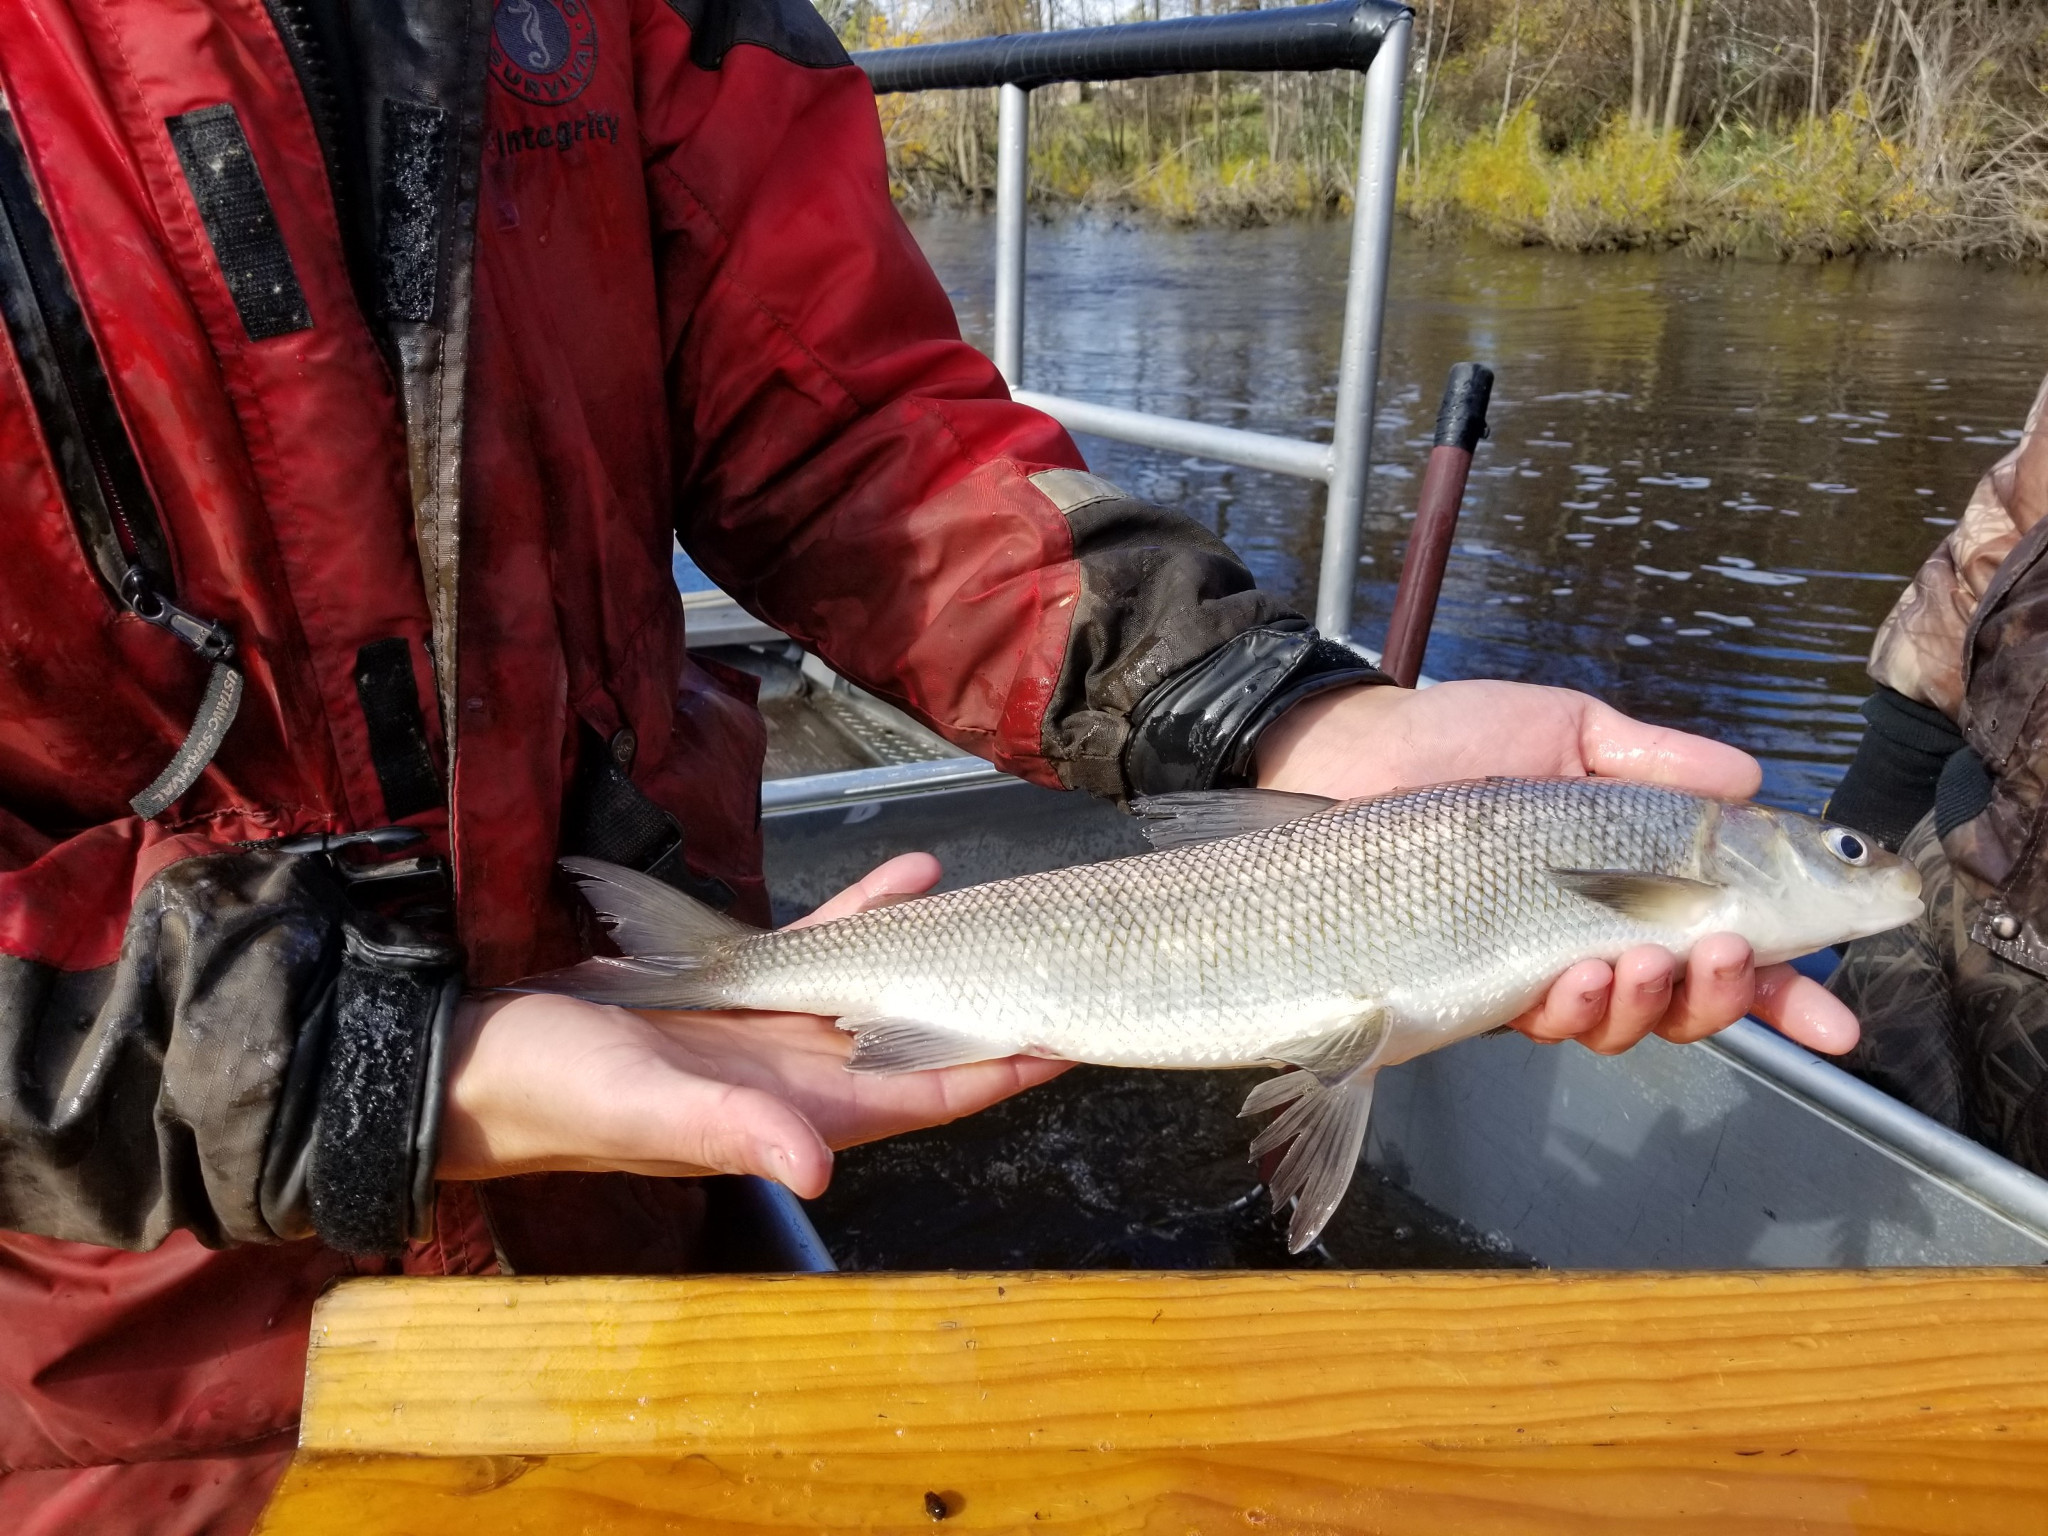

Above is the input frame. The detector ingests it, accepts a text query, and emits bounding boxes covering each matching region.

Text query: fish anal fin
[1548,868,1722,927]
[841,1017,1013,1075]
[1129,789,1340,850]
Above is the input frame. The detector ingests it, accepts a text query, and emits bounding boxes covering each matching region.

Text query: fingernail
[1639,974,1671,997]
[1581,989,1606,1006]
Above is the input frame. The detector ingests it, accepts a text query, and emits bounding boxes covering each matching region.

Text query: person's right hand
[436,853,1072,1194]
[1257,678,1860,1057]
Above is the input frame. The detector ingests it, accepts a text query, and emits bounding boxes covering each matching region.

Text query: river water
[785,218,2048,1269]
[909,214,2048,811]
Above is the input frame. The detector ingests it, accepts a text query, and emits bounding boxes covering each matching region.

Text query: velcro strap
[166,104,313,341]
[130,661,243,820]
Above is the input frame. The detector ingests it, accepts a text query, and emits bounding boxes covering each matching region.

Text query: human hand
[1255,681,1860,1056]
[436,853,1071,1192]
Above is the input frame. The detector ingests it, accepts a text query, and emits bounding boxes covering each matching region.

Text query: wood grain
[297,1270,2048,1455]
[258,1442,2048,1535]
[258,1271,2048,1534]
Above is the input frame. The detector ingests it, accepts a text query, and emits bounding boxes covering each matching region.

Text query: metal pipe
[761,757,1012,815]
[1314,13,1410,642]
[855,2,1412,94]
[1015,388,1333,482]
[993,83,1030,386]
[1706,1020,2048,1240]
[1382,361,1492,687]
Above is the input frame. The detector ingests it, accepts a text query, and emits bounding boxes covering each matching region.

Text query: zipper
[262,0,349,220]
[0,97,240,815]
[260,0,384,334]
[0,100,229,655]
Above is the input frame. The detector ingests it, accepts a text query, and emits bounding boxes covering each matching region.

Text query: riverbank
[860,0,2047,264]
[1403,108,2045,263]
[885,105,2046,263]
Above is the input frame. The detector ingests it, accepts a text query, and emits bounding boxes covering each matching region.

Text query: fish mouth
[1836,869,1926,944]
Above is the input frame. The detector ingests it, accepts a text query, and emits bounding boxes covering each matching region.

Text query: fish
[527,777,1923,1253]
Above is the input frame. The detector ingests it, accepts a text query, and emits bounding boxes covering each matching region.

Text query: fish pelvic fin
[559,856,760,957]
[1548,868,1722,927]
[1267,1010,1388,1081]
[841,1017,1017,1074]
[1245,1066,1378,1255]
[1240,1007,1388,1254]
[1129,788,1339,850]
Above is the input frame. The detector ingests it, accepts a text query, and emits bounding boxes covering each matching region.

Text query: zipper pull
[121,566,236,662]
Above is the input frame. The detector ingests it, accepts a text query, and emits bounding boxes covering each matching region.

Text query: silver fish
[535,778,1922,1252]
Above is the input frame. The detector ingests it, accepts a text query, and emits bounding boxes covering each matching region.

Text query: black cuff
[1122,622,1389,796]
[1826,686,1966,852]
[1934,743,1994,841]
[307,919,461,1256]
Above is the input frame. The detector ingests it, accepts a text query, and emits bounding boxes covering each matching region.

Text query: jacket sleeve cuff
[305,921,462,1256]
[1122,622,1390,796]
[1826,685,1966,852]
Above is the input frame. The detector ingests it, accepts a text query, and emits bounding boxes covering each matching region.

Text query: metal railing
[855,1,1416,641]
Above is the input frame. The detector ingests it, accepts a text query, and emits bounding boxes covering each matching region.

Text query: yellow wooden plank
[297,1270,2048,1459]
[256,1441,2048,1536]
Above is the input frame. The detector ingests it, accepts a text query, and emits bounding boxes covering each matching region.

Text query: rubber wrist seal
[1122,622,1389,796]
[308,920,462,1255]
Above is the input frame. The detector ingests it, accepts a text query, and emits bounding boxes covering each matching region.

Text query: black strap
[354,639,445,819]
[561,727,736,910]
[166,105,313,341]
[375,99,452,322]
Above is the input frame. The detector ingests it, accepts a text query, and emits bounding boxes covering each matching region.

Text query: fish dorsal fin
[1549,868,1721,927]
[1130,789,1339,850]
[839,1017,1016,1074]
[559,855,759,958]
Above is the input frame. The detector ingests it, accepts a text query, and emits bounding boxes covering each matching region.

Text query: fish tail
[1244,1067,1378,1255]
[503,857,762,1009]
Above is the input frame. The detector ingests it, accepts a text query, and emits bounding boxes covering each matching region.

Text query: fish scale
[706,779,1698,1063]
[538,776,1923,1253]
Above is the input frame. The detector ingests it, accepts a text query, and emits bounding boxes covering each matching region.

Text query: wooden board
[259,1270,2048,1534]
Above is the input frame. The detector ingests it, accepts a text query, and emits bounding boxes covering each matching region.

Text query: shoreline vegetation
[836,0,2048,263]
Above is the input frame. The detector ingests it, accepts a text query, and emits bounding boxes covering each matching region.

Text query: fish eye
[1824,827,1870,866]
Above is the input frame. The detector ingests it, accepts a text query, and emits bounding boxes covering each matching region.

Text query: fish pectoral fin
[1246,1067,1378,1255]
[1547,868,1722,926]
[1266,1008,1389,1083]
[1129,788,1339,850]
[840,1017,1015,1074]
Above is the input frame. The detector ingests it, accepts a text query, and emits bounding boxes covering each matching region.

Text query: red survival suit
[0,0,1377,1527]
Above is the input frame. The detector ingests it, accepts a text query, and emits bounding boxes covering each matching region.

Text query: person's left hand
[1254,680,1860,1057]
[437,853,1069,1192]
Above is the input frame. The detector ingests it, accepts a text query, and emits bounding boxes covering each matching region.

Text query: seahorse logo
[507,0,555,68]
[488,0,597,106]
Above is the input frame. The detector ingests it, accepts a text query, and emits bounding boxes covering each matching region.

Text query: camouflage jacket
[1870,373,2048,974]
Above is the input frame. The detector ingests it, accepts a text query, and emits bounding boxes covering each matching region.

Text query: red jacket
[0,0,1373,1527]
